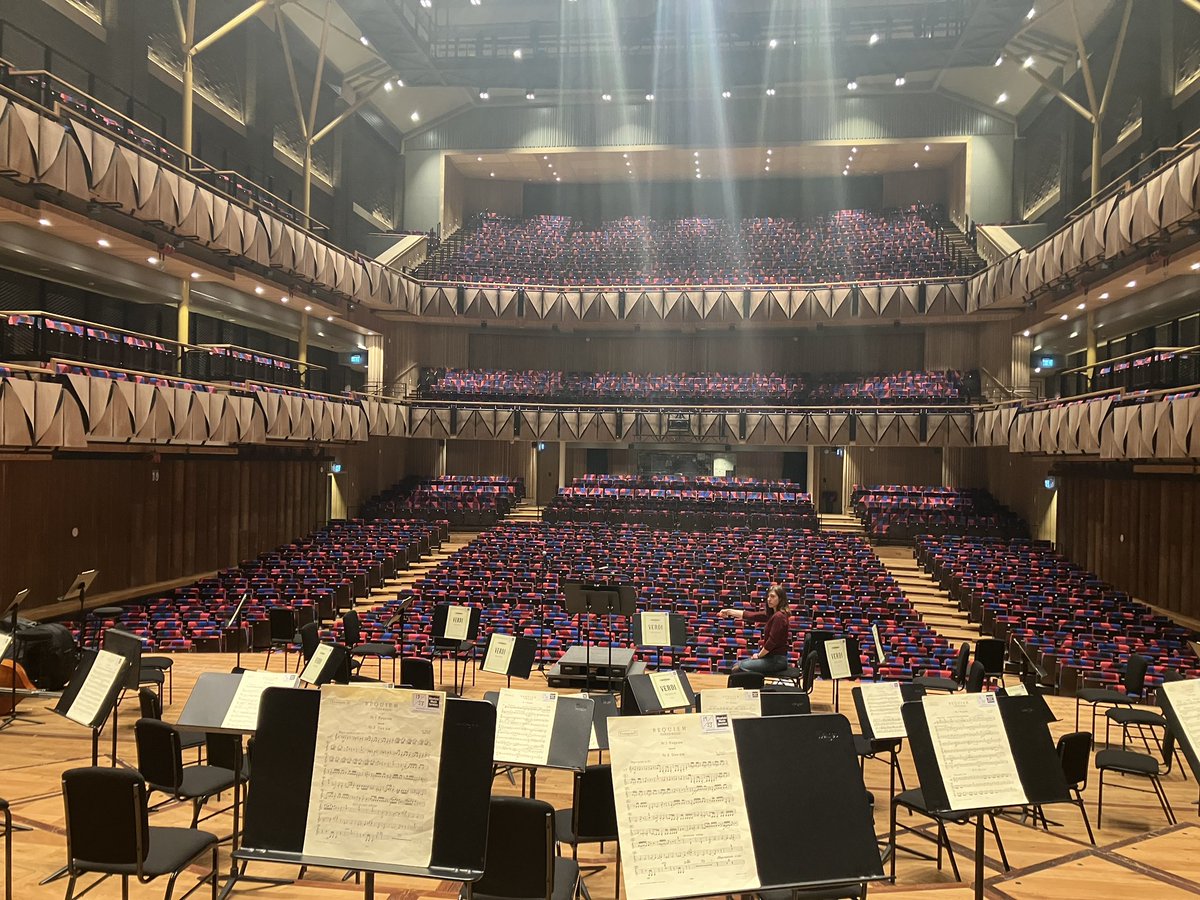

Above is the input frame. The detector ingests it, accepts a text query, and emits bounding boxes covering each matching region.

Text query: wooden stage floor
[2,651,1198,900]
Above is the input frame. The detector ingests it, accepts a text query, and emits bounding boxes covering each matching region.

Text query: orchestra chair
[1075,653,1149,736]
[1095,729,1178,828]
[133,719,240,829]
[889,789,1009,884]
[464,797,584,900]
[914,643,969,694]
[400,657,436,691]
[1033,732,1095,845]
[555,765,621,898]
[263,608,297,672]
[138,689,204,765]
[342,610,398,682]
[60,767,218,900]
[973,639,1007,687]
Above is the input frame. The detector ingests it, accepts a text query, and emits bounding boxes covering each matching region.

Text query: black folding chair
[400,656,436,691]
[973,639,1006,687]
[914,642,969,693]
[1096,729,1178,828]
[1075,653,1149,736]
[463,796,583,900]
[133,719,241,829]
[139,688,204,764]
[263,607,296,672]
[727,671,765,690]
[555,765,621,898]
[342,609,398,682]
[1038,732,1095,845]
[890,788,1009,883]
[61,766,218,900]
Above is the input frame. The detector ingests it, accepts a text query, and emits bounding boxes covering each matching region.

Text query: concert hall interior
[3,1,1200,899]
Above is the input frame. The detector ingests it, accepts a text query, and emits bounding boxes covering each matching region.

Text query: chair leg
[191,798,202,828]
[212,846,219,900]
[64,873,78,900]
[1151,777,1176,825]
[123,874,130,900]
[1075,791,1096,845]
[987,813,1009,871]
[264,647,273,671]
[938,822,960,881]
[1096,770,1105,829]
[615,843,622,900]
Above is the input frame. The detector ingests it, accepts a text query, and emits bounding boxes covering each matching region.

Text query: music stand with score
[63,570,99,649]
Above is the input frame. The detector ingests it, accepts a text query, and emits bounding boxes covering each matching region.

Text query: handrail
[192,344,326,372]
[49,358,219,388]
[414,274,968,293]
[409,398,976,413]
[976,366,1020,401]
[3,310,185,349]
[1057,345,1194,378]
[233,380,354,402]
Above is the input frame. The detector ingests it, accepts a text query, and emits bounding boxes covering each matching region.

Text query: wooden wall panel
[444,439,534,480]
[982,448,1056,541]
[1056,468,1200,619]
[0,455,328,616]
[845,446,944,489]
[923,325,980,371]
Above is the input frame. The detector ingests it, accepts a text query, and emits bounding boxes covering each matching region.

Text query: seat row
[361,475,525,526]
[851,485,1028,541]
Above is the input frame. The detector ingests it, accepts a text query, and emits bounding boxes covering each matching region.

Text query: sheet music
[924,693,1026,811]
[66,650,125,727]
[221,671,300,730]
[608,713,760,900]
[482,633,516,675]
[300,644,334,685]
[494,688,557,766]
[825,638,852,680]
[0,631,11,661]
[1160,678,1200,763]
[700,688,761,719]
[649,670,690,709]
[1005,683,1028,697]
[303,686,445,867]
[443,606,471,641]
[870,624,887,665]
[639,611,671,646]
[858,681,906,739]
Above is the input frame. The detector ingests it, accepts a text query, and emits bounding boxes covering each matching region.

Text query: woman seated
[719,583,791,675]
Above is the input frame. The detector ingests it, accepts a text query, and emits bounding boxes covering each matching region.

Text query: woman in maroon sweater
[719,584,791,675]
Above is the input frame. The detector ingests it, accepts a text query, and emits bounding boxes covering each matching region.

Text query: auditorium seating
[86,519,445,652]
[543,476,818,531]
[914,536,1199,694]
[851,486,1028,541]
[414,207,976,286]
[361,475,524,526]
[417,368,969,406]
[358,522,955,679]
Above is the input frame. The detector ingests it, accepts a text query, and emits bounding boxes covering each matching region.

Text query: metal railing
[1055,346,1198,399]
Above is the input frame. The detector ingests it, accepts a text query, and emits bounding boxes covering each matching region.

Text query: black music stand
[632,611,688,655]
[225,593,250,669]
[580,691,619,755]
[431,604,481,697]
[851,682,925,813]
[816,635,863,712]
[624,668,696,714]
[695,688,813,717]
[299,643,350,686]
[1,589,33,731]
[483,691,593,798]
[562,581,636,694]
[480,633,537,687]
[101,628,146,765]
[62,569,98,650]
[900,695,1070,899]
[234,687,496,899]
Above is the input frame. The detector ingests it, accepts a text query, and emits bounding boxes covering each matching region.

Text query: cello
[0,658,36,716]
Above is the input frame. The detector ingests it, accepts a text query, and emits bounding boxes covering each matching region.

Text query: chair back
[137,687,162,720]
[801,651,819,694]
[295,605,316,630]
[205,732,244,773]
[965,661,986,693]
[134,718,184,793]
[342,610,363,647]
[472,796,554,899]
[571,765,619,843]
[728,671,765,690]
[401,657,435,691]
[1056,731,1092,789]
[1124,654,1150,696]
[973,639,1006,677]
[268,607,296,642]
[62,766,148,870]
[952,642,971,684]
[299,621,320,662]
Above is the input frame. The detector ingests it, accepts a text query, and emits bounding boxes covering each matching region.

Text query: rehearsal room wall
[845,446,944,489]
[1056,466,1200,620]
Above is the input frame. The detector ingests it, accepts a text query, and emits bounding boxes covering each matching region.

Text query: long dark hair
[766,584,790,616]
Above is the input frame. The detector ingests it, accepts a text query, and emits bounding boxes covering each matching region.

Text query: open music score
[700,688,761,719]
[222,671,300,730]
[0,631,11,661]
[494,688,557,766]
[609,713,759,900]
[1160,678,1200,762]
[1004,683,1028,697]
[870,623,887,666]
[639,612,671,646]
[303,686,446,867]
[482,633,515,675]
[443,606,472,641]
[825,638,852,680]
[649,670,690,710]
[857,681,906,739]
[299,645,334,685]
[65,649,126,726]
[924,693,1025,810]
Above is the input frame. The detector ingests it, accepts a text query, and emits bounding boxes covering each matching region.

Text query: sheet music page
[1005,683,1028,697]
[649,670,690,709]
[443,606,471,641]
[0,631,11,661]
[1160,678,1200,761]
[825,638,852,680]
[870,624,887,665]
[221,671,300,730]
[66,650,126,726]
[700,688,761,718]
[858,681,906,739]
[494,688,557,766]
[608,713,760,900]
[303,686,445,867]
[299,644,334,685]
[925,693,1026,811]
[640,611,671,646]
[482,633,516,675]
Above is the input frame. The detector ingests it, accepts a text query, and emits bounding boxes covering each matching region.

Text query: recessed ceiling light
[1060,313,1069,320]
[924,144,930,152]
[326,315,334,322]
[410,111,420,122]
[97,239,110,248]
[1023,56,1035,68]
[490,172,495,177]
[696,173,701,179]
[1034,343,1043,351]
[645,93,654,101]
[1125,280,1137,288]
[317,331,325,337]
[1069,330,1079,338]
[764,166,770,171]
[894,75,906,86]
[1076,302,1086,310]
[147,256,158,265]
[843,169,849,176]
[1034,366,1042,374]
[913,162,920,168]
[1191,262,1200,270]
[766,149,772,156]
[848,156,853,162]
[512,48,523,59]
[547,163,553,168]
[623,153,629,158]
[555,176,560,182]
[1026,6,1036,20]
[994,55,1003,67]
[38,217,51,226]
[281,296,289,303]
[1099,292,1109,299]
[360,34,371,45]
[383,80,394,93]
[255,286,264,294]
[1022,329,1031,337]
[478,90,489,100]
[601,92,612,101]
[304,305,312,312]
[768,38,778,49]
[869,32,880,45]
[721,90,732,99]
[996,92,1008,104]
[765,87,776,96]
[847,80,858,90]
[526,91,536,100]
[190,271,201,279]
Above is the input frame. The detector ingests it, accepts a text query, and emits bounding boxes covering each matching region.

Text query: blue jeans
[736,654,788,675]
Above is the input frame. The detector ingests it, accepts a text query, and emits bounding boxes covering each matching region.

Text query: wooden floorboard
[3,649,1198,899]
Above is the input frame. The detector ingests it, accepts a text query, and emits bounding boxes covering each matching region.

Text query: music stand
[62,569,98,650]
[483,691,593,798]
[632,611,688,655]
[225,593,250,668]
[431,604,481,696]
[1,589,33,730]
[481,633,537,687]
[625,669,696,714]
[562,581,637,694]
[816,635,863,712]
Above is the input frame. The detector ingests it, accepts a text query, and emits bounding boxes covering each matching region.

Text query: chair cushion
[1105,708,1166,727]
[142,656,174,671]
[894,788,929,812]
[176,765,238,798]
[552,857,580,900]
[1096,749,1161,775]
[914,676,958,693]
[141,827,217,877]
[179,730,206,751]
[1076,688,1127,704]
[352,642,397,658]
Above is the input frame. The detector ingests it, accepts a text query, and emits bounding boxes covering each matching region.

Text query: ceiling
[276,0,1119,142]
[452,139,965,183]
